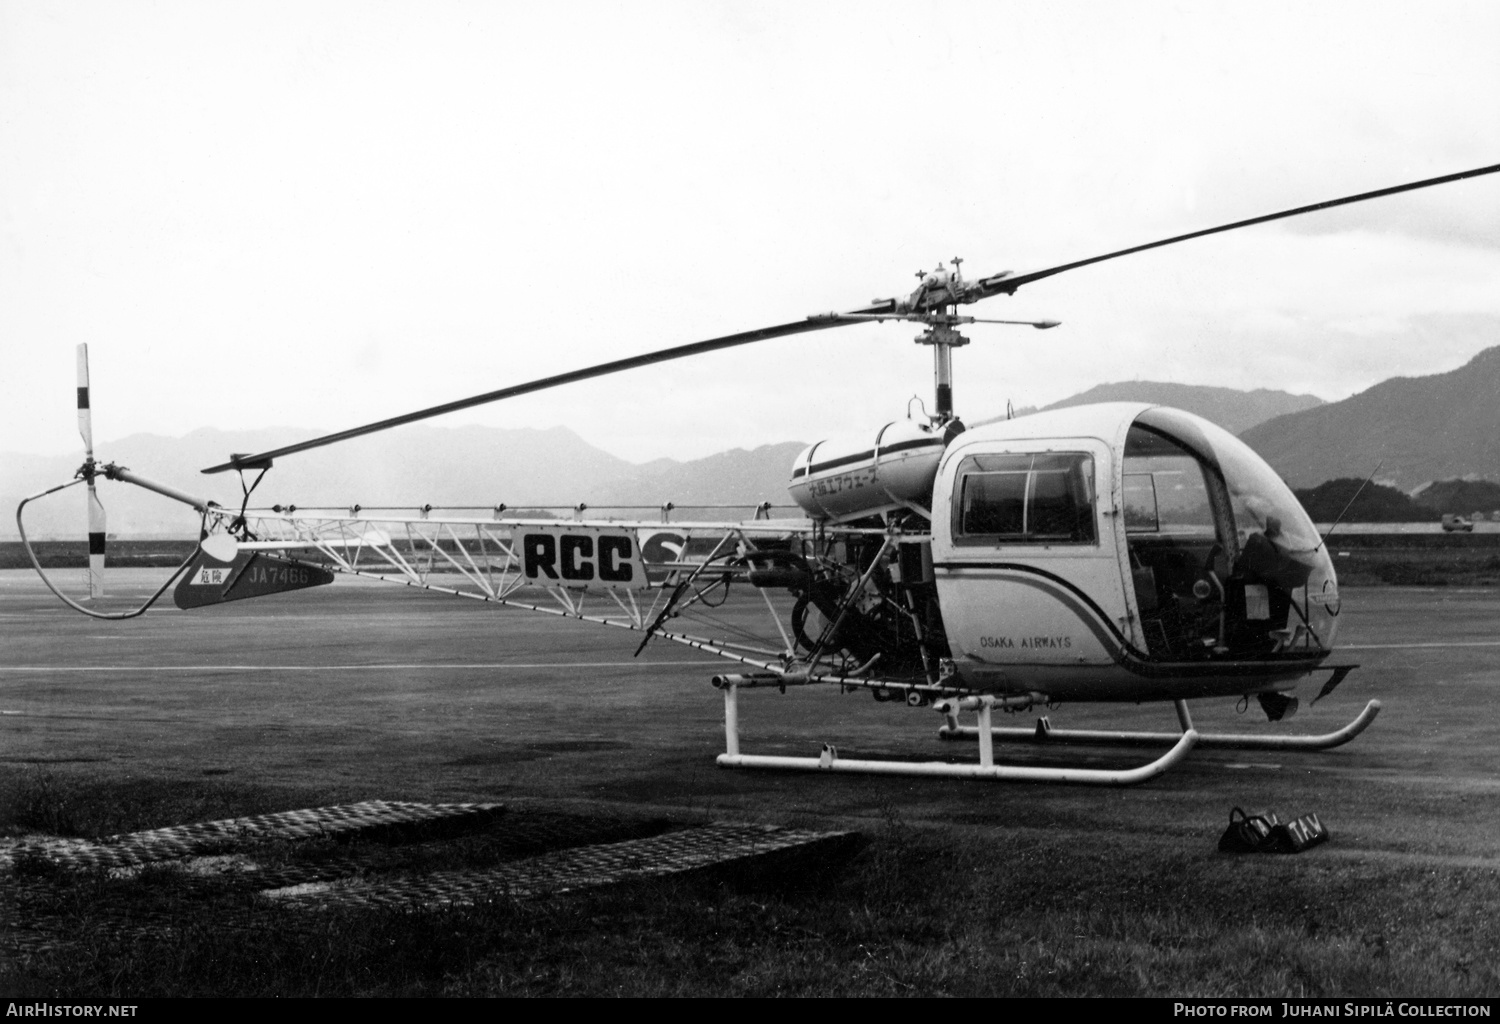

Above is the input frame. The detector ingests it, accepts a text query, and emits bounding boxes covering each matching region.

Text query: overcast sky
[4,1,1498,473]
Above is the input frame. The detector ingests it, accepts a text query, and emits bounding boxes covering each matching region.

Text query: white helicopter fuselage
[789,402,1340,702]
[930,403,1339,701]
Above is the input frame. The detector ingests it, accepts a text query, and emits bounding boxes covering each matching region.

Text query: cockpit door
[1121,424,1238,658]
[1121,413,1334,660]
[933,437,1130,688]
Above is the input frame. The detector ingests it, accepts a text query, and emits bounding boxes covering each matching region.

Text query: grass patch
[3,775,1498,997]
[1334,549,1500,586]
[0,768,373,839]
[0,540,199,570]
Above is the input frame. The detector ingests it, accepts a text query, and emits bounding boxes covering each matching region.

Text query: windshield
[1123,430,1218,539]
[1126,408,1339,657]
[1134,408,1322,555]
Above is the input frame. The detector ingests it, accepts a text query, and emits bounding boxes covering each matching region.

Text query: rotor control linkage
[808,298,1060,424]
[917,318,966,422]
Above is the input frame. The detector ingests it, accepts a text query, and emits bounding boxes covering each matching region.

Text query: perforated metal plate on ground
[6,800,504,872]
[2,806,855,958]
[261,822,854,910]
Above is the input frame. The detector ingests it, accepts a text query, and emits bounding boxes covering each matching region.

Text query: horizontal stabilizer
[174,550,334,610]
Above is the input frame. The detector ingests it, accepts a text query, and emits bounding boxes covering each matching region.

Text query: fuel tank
[788,419,957,521]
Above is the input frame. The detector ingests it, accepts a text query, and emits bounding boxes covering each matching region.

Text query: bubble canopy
[1128,406,1338,654]
[1132,409,1317,549]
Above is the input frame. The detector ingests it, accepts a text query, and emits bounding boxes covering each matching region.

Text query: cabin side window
[954,452,1097,545]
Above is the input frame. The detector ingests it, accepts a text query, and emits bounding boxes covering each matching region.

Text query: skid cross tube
[713,682,1197,784]
[935,698,1382,751]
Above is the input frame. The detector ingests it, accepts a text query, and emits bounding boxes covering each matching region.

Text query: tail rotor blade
[77,344,105,598]
[77,343,94,457]
[86,482,106,600]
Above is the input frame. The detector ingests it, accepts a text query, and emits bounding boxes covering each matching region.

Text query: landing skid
[712,679,1199,785]
[937,698,1382,751]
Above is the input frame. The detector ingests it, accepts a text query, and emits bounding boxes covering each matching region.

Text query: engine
[744,537,949,682]
[768,416,965,685]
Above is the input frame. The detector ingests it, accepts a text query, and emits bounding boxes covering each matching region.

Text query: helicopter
[18,161,1500,784]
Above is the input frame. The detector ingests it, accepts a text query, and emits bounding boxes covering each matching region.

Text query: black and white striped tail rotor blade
[86,483,106,600]
[77,343,94,456]
[77,343,105,599]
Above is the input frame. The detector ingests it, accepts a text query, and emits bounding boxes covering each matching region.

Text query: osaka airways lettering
[979,635,1073,650]
[518,528,648,590]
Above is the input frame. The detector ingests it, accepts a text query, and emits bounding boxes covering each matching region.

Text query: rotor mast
[913,259,971,424]
[901,257,1059,425]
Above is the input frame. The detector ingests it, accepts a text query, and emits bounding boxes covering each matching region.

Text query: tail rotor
[77,344,106,599]
[18,346,214,619]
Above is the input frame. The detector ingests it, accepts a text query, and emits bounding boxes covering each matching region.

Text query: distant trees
[1292,479,1422,523]
[1410,479,1500,517]
[1293,477,1500,522]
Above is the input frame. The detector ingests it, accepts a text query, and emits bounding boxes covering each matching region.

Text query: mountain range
[5,350,1497,537]
[1022,381,1324,435]
[1239,346,1500,490]
[1,423,810,539]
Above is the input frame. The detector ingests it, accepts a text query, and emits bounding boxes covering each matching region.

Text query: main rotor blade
[203,161,1500,474]
[202,313,874,473]
[973,161,1500,298]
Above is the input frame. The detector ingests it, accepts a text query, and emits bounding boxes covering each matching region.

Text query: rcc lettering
[522,533,634,583]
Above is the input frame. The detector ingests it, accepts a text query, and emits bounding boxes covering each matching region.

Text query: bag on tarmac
[1261,813,1329,853]
[1219,807,1329,854]
[1218,807,1280,853]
